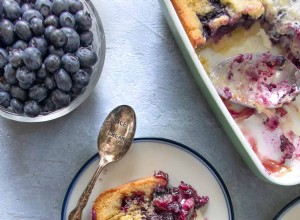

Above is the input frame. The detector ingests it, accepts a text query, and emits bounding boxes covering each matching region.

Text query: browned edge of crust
[92,176,168,220]
[171,0,206,48]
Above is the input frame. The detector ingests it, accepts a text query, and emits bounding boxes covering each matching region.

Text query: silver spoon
[210,53,300,110]
[68,105,136,220]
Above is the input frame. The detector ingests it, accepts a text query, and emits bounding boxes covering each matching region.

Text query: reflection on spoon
[68,105,136,220]
[210,53,300,111]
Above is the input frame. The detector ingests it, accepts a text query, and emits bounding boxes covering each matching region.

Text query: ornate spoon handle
[68,163,105,220]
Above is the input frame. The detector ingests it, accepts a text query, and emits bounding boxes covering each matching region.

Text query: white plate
[274,197,300,220]
[61,138,233,220]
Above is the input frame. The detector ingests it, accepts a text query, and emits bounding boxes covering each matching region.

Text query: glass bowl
[0,0,106,122]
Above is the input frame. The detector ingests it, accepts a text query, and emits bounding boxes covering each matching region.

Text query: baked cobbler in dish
[171,0,265,48]
[170,1,300,175]
[172,0,300,63]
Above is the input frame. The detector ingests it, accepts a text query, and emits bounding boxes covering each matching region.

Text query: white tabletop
[0,0,299,219]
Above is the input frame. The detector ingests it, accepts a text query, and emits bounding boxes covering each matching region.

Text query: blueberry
[4,63,17,84]
[75,47,97,67]
[61,53,79,73]
[50,29,67,48]
[29,84,48,102]
[0,19,15,46]
[16,67,36,88]
[0,81,10,92]
[70,85,83,97]
[44,15,59,27]
[10,85,27,102]
[5,46,13,53]
[21,3,33,14]
[8,49,23,68]
[14,20,32,41]
[0,91,11,107]
[51,0,69,16]
[34,0,52,17]
[54,68,72,91]
[37,64,48,79]
[44,75,56,90]
[48,45,64,58]
[13,0,21,5]
[61,27,80,53]
[80,31,93,47]
[68,0,83,14]
[24,100,40,117]
[42,97,56,112]
[19,82,31,90]
[29,37,48,57]
[44,25,56,42]
[13,40,28,50]
[30,17,45,36]
[22,9,43,23]
[81,67,93,76]
[72,69,89,88]
[0,0,3,18]
[10,98,24,114]
[163,213,175,220]
[44,54,61,72]
[34,76,44,84]
[75,10,92,32]
[23,47,42,70]
[50,89,70,108]
[0,48,8,68]
[59,12,75,28]
[3,0,21,21]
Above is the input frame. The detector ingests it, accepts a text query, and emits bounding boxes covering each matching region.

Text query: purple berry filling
[222,87,232,99]
[91,208,96,220]
[121,191,146,213]
[198,2,257,42]
[264,116,279,131]
[119,172,208,220]
[151,181,208,220]
[276,108,287,117]
[280,135,295,163]
[154,171,169,182]
[198,2,228,38]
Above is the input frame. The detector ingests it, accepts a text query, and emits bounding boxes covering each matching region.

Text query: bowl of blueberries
[0,0,105,122]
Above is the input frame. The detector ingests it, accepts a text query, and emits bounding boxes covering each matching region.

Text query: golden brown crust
[185,0,214,16]
[171,0,266,48]
[221,0,265,19]
[92,176,168,220]
[171,0,206,48]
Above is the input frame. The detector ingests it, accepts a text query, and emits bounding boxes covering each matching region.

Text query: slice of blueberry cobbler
[92,171,209,220]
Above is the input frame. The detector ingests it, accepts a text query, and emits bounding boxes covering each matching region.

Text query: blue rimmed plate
[61,138,234,220]
[274,197,300,220]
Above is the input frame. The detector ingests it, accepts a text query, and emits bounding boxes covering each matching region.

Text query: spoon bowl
[68,105,136,220]
[210,53,300,110]
[98,105,136,164]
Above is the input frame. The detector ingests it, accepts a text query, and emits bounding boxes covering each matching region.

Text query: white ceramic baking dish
[159,0,300,186]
